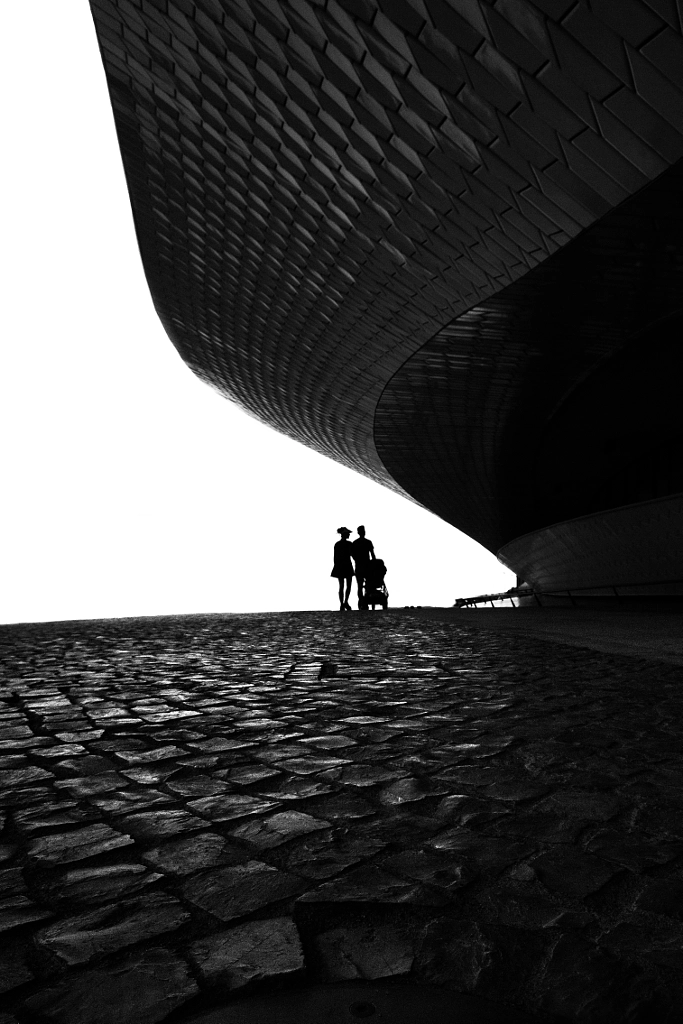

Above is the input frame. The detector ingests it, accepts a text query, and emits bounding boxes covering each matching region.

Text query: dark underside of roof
[375,156,683,552]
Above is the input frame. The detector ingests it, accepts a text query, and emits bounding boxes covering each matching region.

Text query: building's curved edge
[496,492,683,595]
[89,0,683,524]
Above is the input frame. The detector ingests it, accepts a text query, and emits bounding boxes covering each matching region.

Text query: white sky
[0,2,514,624]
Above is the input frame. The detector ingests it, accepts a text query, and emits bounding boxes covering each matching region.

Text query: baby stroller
[359,559,389,611]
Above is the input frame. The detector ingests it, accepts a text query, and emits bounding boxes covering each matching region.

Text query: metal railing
[454,588,538,609]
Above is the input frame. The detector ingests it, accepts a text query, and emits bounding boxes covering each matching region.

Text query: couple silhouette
[331,525,376,612]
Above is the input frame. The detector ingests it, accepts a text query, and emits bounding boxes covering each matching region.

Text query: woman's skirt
[331,563,353,578]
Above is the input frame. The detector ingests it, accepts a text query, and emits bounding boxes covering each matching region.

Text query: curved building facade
[90,0,683,595]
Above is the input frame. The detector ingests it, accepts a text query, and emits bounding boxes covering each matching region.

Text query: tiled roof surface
[89,0,683,546]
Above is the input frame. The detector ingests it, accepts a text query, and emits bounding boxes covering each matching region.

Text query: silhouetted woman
[331,527,354,612]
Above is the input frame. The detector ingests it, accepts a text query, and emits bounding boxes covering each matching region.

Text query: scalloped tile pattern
[90,0,683,543]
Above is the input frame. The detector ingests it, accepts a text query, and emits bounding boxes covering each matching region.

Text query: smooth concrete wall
[497,492,683,595]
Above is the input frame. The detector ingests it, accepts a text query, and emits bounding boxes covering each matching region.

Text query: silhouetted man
[352,525,375,604]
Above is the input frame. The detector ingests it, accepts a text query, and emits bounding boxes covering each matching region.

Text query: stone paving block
[54,730,104,742]
[142,832,247,876]
[148,728,204,743]
[0,737,53,752]
[585,827,683,870]
[387,753,446,773]
[257,777,338,800]
[93,740,146,753]
[341,716,391,725]
[434,793,491,823]
[118,809,207,842]
[483,808,588,843]
[34,743,87,759]
[14,803,92,833]
[27,824,134,865]
[22,946,198,1024]
[282,833,388,881]
[187,793,279,822]
[0,945,34,994]
[188,738,255,752]
[0,786,51,809]
[415,918,494,992]
[634,804,683,840]
[225,765,282,786]
[530,847,615,898]
[0,868,26,898]
[88,716,142,727]
[297,865,451,907]
[636,877,683,919]
[165,775,230,798]
[251,744,313,763]
[540,788,622,819]
[0,726,33,740]
[0,896,53,932]
[0,767,53,786]
[139,710,200,723]
[378,776,451,804]
[380,850,475,892]
[304,792,376,821]
[113,745,188,765]
[299,734,358,749]
[474,882,572,930]
[601,918,683,972]
[44,863,163,905]
[278,755,353,775]
[120,765,180,784]
[427,826,535,874]
[188,917,304,991]
[535,931,652,1021]
[334,765,407,787]
[229,810,332,849]
[54,772,128,796]
[482,780,552,802]
[90,789,174,814]
[182,862,307,922]
[353,811,450,849]
[56,754,117,775]
[34,893,190,964]
[314,923,416,981]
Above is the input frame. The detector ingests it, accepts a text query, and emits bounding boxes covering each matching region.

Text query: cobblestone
[1,609,683,1021]
[188,917,304,991]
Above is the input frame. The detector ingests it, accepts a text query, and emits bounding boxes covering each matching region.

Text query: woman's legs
[336,576,353,610]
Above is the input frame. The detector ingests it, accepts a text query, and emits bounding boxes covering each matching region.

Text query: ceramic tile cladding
[89,0,683,588]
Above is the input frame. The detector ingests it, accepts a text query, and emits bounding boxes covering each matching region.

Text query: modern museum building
[90,0,683,598]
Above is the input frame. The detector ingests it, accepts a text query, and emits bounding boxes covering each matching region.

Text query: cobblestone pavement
[1,610,683,1023]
